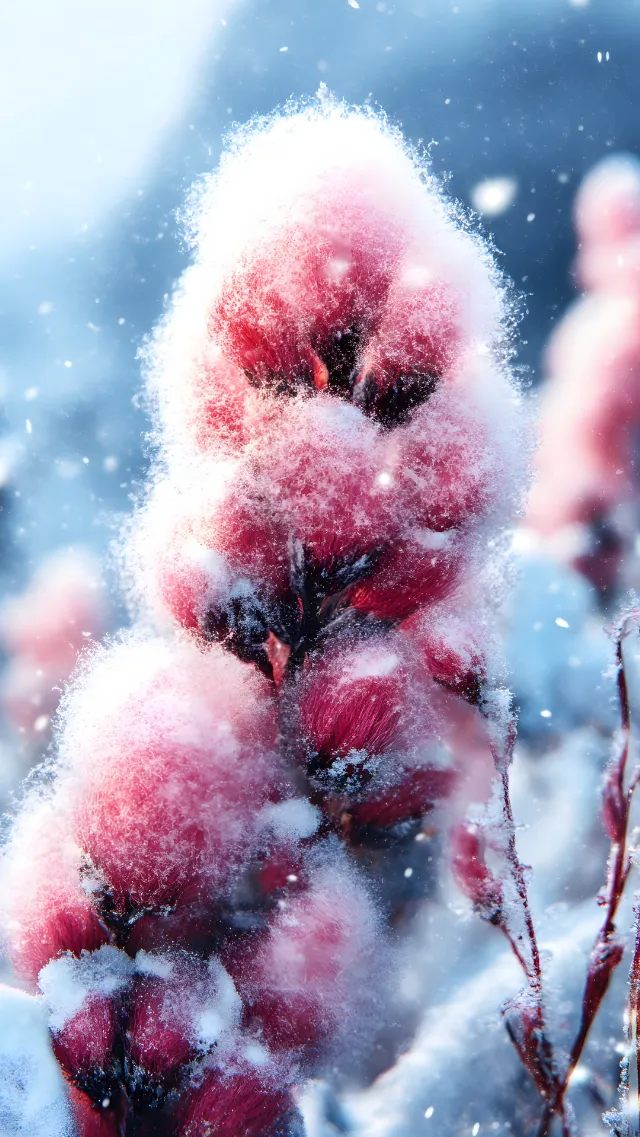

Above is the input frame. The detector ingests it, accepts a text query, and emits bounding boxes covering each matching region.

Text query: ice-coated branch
[534,611,640,1135]
[453,695,564,1118]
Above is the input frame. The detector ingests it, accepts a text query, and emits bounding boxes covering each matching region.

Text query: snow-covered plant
[1,93,530,1135]
[527,154,640,595]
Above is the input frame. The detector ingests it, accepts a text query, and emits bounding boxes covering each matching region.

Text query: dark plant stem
[482,706,566,1128]
[534,613,639,1137]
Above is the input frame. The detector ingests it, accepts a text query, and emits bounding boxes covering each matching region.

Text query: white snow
[0,984,73,1136]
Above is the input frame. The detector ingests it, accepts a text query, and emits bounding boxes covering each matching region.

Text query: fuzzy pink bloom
[59,637,282,922]
[575,154,640,291]
[176,1071,298,1137]
[403,605,487,703]
[294,633,449,826]
[210,196,399,400]
[527,290,640,539]
[349,764,457,830]
[450,820,502,918]
[350,534,465,621]
[381,386,500,532]
[0,798,111,982]
[50,994,119,1093]
[237,859,382,1061]
[297,637,413,771]
[527,154,640,587]
[125,953,241,1087]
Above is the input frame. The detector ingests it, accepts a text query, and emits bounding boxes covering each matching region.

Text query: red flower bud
[450,821,502,919]
[63,638,283,922]
[50,994,119,1092]
[176,1071,299,1137]
[240,864,381,1060]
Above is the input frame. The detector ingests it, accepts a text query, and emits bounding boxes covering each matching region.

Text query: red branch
[533,611,640,1136]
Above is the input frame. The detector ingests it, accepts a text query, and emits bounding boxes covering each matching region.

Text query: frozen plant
[527,155,640,596]
[2,92,528,1135]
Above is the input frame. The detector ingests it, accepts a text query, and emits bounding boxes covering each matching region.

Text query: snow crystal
[469,177,518,217]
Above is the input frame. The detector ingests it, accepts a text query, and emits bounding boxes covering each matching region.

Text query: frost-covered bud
[352,278,459,425]
[50,995,120,1102]
[349,763,456,831]
[38,944,133,1119]
[148,96,509,463]
[125,952,241,1093]
[380,385,501,532]
[403,606,487,704]
[237,857,383,1063]
[0,798,111,983]
[527,291,640,544]
[296,634,431,791]
[450,821,502,919]
[350,531,465,622]
[132,471,289,656]
[176,1071,300,1137]
[294,633,457,830]
[0,549,105,668]
[527,155,640,591]
[58,637,283,929]
[601,762,627,843]
[241,396,395,568]
[210,199,396,400]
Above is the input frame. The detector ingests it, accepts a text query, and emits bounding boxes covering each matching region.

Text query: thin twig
[535,613,639,1136]
[482,704,565,1124]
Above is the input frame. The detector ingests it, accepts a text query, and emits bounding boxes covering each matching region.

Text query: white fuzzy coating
[39,945,133,1032]
[142,90,512,461]
[124,92,527,641]
[258,798,322,841]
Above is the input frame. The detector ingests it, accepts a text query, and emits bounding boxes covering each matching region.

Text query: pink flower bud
[60,638,283,922]
[350,533,464,621]
[575,154,640,259]
[133,473,289,644]
[0,799,111,982]
[176,1071,299,1137]
[381,388,498,532]
[450,821,502,918]
[350,764,456,831]
[239,861,381,1061]
[51,994,119,1094]
[241,396,396,568]
[126,974,195,1084]
[125,951,242,1093]
[210,206,395,400]
[403,606,486,703]
[0,549,105,667]
[353,279,460,426]
[601,764,627,843]
[296,637,410,790]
